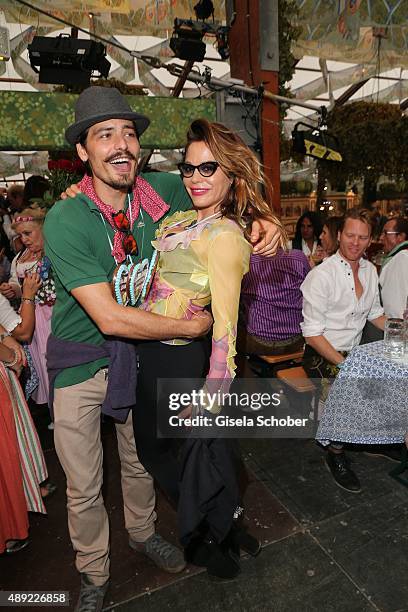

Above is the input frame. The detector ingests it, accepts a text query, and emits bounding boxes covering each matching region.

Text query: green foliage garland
[317,101,408,205]
[278,0,301,99]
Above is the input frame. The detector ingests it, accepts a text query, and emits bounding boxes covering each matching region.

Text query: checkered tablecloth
[317,341,408,445]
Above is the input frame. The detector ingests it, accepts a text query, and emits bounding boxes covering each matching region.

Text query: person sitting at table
[289,211,322,260]
[301,208,387,493]
[309,216,343,267]
[379,217,408,319]
[237,249,310,371]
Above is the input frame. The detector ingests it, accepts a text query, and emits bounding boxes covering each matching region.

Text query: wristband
[3,348,19,368]
[21,297,35,304]
[0,330,11,342]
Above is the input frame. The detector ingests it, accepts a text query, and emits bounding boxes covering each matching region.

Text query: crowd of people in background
[0,177,57,555]
[1,86,407,612]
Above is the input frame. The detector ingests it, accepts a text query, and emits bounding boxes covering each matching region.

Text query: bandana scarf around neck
[79,174,170,263]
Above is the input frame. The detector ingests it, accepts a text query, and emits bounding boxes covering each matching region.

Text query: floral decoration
[35,256,56,306]
[46,158,86,204]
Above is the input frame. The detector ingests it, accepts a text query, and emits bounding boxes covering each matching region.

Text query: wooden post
[228,1,281,213]
[140,59,195,171]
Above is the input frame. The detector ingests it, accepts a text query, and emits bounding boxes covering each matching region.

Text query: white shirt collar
[302,238,317,257]
[333,249,368,269]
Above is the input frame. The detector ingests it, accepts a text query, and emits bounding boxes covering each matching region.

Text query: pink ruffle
[154,216,234,252]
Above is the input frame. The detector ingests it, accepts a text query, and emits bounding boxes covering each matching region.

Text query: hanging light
[28,34,111,86]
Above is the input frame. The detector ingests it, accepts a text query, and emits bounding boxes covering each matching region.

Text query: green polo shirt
[44,171,191,388]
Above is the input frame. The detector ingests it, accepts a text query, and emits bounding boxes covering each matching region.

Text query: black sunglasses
[177,161,219,178]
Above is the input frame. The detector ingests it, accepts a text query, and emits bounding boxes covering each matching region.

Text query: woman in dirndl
[0,336,47,554]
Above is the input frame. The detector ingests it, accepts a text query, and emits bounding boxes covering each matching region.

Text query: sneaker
[75,575,109,612]
[326,451,361,493]
[129,533,186,574]
[364,444,403,463]
[48,422,54,430]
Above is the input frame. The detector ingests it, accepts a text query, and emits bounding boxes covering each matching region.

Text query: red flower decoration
[58,159,74,171]
[73,159,85,172]
[48,158,85,174]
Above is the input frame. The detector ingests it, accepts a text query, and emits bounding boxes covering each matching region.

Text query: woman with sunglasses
[133,119,286,579]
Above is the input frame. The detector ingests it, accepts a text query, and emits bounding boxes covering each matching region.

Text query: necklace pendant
[112,264,130,306]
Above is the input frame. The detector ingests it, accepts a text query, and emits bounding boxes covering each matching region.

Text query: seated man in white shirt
[379,217,408,318]
[301,208,386,493]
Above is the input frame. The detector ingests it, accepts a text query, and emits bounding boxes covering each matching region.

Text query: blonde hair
[7,184,24,198]
[11,205,47,230]
[340,208,373,236]
[185,119,287,246]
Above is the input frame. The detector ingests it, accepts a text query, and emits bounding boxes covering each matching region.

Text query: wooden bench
[276,366,316,393]
[277,366,318,425]
[259,349,304,366]
[250,349,304,377]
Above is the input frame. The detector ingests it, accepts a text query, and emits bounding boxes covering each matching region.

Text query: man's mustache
[105,153,138,163]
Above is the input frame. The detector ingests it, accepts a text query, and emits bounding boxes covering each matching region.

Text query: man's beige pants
[53,369,156,586]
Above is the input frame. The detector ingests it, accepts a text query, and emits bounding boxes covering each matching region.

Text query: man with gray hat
[44,86,281,611]
[44,87,214,611]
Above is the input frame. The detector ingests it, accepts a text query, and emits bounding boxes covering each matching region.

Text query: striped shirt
[240,249,310,341]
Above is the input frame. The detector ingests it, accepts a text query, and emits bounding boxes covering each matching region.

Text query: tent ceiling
[285,56,407,131]
[293,0,408,69]
[0,2,405,108]
[0,0,227,36]
[0,1,407,179]
[0,0,406,66]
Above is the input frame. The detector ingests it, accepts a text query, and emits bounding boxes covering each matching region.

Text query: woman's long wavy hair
[184,119,287,246]
[292,210,322,251]
[323,215,343,256]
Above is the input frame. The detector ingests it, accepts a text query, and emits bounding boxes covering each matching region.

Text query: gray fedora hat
[65,86,150,145]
